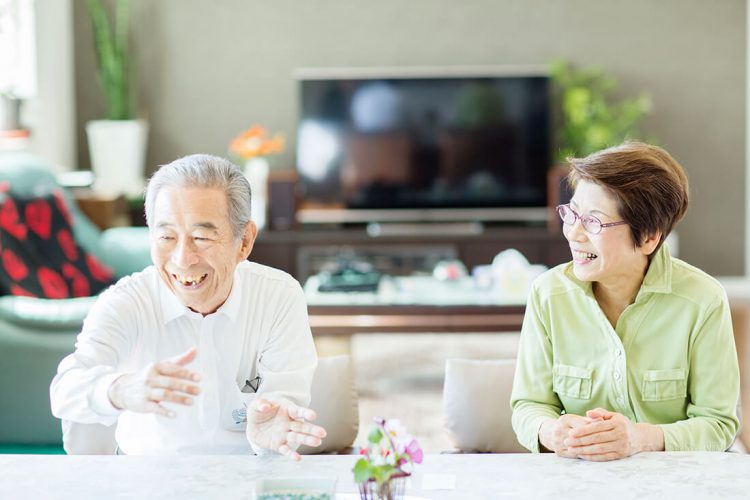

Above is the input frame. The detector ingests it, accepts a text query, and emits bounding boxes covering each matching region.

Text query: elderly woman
[511,142,740,461]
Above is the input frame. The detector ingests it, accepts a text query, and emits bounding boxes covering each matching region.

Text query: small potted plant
[353,417,423,500]
[550,59,652,161]
[85,0,148,196]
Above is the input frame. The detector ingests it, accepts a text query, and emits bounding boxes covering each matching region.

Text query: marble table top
[1,452,748,500]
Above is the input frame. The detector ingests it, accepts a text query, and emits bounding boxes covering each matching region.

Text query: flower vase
[358,472,409,500]
[244,157,269,231]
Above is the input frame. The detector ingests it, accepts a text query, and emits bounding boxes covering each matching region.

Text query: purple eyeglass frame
[556,204,627,235]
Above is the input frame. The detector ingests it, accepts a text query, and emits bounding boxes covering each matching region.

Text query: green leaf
[86,0,134,120]
[368,427,383,444]
[353,459,373,483]
[550,59,652,162]
[372,465,397,486]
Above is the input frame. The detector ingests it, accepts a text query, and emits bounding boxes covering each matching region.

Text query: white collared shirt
[50,261,317,455]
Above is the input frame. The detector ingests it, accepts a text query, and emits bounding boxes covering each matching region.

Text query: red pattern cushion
[0,187,114,298]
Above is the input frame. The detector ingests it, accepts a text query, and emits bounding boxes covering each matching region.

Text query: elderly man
[50,154,325,458]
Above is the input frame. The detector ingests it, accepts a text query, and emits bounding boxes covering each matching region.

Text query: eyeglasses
[556,204,627,235]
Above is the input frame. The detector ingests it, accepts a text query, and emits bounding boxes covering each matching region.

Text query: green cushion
[0,296,97,330]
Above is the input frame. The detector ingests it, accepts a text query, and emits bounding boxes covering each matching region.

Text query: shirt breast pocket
[553,364,593,400]
[642,369,686,401]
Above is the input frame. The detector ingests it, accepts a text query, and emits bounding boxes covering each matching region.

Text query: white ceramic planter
[86,119,149,196]
[0,96,22,131]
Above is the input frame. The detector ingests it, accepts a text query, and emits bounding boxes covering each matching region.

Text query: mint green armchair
[0,153,152,445]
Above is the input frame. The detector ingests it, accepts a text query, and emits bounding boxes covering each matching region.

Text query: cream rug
[346,333,520,453]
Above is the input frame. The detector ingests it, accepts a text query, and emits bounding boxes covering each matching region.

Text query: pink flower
[357,417,423,480]
[406,439,423,464]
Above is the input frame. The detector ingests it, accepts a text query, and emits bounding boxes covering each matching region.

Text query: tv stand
[295,206,550,224]
[250,225,570,281]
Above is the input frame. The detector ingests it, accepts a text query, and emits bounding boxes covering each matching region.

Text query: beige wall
[31,0,76,171]
[73,0,746,275]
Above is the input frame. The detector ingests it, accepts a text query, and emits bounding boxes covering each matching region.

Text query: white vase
[86,119,149,196]
[244,157,269,231]
[0,95,22,131]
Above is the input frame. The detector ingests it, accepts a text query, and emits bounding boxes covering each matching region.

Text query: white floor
[344,332,520,453]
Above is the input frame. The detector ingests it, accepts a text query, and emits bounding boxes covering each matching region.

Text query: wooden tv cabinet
[249,224,570,281]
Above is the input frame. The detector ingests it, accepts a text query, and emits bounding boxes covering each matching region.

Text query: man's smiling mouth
[172,273,208,287]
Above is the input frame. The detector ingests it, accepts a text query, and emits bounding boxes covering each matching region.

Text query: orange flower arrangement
[229,125,285,160]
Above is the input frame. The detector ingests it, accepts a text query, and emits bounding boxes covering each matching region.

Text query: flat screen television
[295,67,551,224]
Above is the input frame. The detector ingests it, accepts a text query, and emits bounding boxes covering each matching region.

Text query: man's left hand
[246,398,327,461]
[562,408,664,461]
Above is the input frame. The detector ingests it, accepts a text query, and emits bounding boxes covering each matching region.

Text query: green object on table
[254,478,336,500]
[318,268,381,293]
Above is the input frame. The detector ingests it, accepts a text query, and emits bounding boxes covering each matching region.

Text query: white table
[1,452,748,499]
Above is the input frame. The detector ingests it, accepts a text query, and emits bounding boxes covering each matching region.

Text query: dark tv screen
[296,73,550,213]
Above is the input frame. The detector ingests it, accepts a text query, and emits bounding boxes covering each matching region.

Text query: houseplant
[229,124,285,231]
[85,0,148,196]
[550,60,652,161]
[353,417,423,500]
[547,60,653,222]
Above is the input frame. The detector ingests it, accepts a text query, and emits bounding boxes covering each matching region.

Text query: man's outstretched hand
[107,347,201,417]
[246,398,327,461]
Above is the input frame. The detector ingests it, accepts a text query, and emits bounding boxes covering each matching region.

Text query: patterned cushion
[0,184,114,298]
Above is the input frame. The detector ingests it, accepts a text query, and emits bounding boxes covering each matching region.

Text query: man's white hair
[144,154,252,240]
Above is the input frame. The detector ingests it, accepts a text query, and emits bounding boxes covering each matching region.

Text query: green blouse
[511,244,740,452]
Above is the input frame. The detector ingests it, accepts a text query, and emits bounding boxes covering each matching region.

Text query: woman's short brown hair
[566,142,689,253]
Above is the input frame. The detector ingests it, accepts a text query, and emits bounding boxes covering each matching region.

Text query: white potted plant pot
[86,118,149,196]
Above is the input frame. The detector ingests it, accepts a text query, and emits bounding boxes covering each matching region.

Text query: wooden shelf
[72,189,130,230]
[307,304,526,336]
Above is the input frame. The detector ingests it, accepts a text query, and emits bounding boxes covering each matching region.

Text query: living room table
[2,452,748,499]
